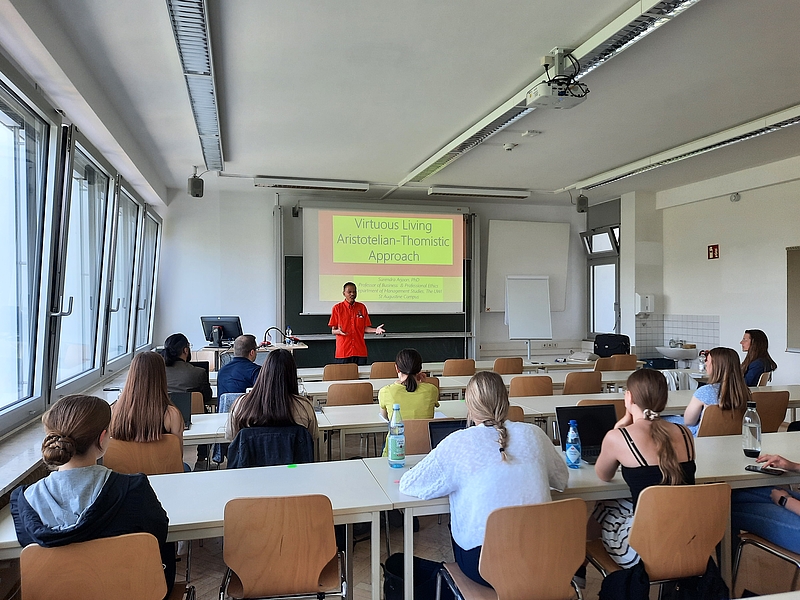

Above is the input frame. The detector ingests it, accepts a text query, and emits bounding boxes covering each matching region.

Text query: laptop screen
[428,419,468,449]
[169,392,192,429]
[554,404,618,451]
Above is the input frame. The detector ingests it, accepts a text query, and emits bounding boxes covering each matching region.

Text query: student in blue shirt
[218,334,261,396]
[740,329,778,386]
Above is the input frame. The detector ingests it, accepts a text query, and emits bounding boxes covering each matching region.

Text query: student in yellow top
[378,348,440,423]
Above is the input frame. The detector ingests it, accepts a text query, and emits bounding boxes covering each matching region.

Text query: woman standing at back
[741,329,778,386]
[593,368,696,567]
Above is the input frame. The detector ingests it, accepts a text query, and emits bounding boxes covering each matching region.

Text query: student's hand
[332,328,346,336]
[375,324,385,335]
[758,454,800,472]
[614,406,634,429]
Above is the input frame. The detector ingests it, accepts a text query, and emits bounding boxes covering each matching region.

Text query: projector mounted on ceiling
[526,48,589,110]
[526,81,587,109]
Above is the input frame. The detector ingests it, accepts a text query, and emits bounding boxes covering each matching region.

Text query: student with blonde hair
[593,368,696,567]
[400,371,567,586]
[10,395,174,594]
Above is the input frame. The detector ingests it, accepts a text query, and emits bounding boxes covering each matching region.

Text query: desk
[422,360,543,376]
[201,342,308,370]
[303,377,468,402]
[365,431,800,598]
[298,365,372,382]
[0,460,391,600]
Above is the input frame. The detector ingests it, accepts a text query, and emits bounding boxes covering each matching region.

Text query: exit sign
[708,244,720,259]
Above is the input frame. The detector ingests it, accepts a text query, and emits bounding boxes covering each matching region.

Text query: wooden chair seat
[369,361,396,379]
[612,354,638,370]
[733,532,800,596]
[506,405,524,422]
[326,382,374,406]
[562,371,602,395]
[593,357,615,372]
[442,359,475,376]
[103,434,183,475]
[696,405,745,437]
[508,375,553,397]
[441,563,498,600]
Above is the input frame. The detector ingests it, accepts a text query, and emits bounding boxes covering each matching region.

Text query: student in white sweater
[399,371,569,587]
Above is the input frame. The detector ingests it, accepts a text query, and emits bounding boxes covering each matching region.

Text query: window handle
[50,296,74,317]
[137,298,148,311]
[109,297,121,313]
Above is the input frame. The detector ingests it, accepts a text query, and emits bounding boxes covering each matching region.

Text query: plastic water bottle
[565,419,582,469]
[742,400,761,458]
[388,403,405,468]
[285,325,293,345]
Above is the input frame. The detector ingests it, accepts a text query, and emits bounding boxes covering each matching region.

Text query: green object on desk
[287,464,297,468]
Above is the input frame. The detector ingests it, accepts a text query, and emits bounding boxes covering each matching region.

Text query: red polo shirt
[328,300,371,358]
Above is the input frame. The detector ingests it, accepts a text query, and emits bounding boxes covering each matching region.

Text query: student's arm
[366,325,385,335]
[163,405,184,447]
[682,396,706,427]
[594,430,622,482]
[399,450,453,499]
[758,454,800,472]
[771,489,800,518]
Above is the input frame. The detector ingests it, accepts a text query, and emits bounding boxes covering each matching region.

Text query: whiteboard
[485,220,570,312]
[505,276,552,340]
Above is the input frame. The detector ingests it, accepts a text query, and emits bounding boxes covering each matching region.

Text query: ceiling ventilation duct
[428,186,530,199]
[254,177,370,192]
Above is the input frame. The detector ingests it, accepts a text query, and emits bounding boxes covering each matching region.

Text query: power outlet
[542,342,558,348]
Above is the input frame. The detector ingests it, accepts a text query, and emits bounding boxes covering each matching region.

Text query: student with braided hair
[592,368,696,568]
[400,371,567,587]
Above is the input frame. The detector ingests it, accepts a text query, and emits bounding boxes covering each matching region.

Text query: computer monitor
[200,316,243,347]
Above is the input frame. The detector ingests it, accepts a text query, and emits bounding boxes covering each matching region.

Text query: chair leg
[185,539,192,583]
[383,510,391,557]
[732,539,746,596]
[570,579,583,600]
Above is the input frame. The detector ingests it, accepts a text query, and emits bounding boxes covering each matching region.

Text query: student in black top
[740,329,778,386]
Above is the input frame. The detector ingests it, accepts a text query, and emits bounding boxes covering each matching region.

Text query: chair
[190,391,205,415]
[437,499,586,600]
[587,483,730,596]
[426,376,440,389]
[323,363,359,381]
[404,418,439,455]
[508,375,553,397]
[578,398,626,421]
[507,405,524,422]
[751,390,790,433]
[326,381,374,406]
[103,434,184,475]
[562,371,603,395]
[593,357,615,372]
[227,425,315,469]
[442,358,475,376]
[758,371,773,386]
[369,361,397,379]
[212,392,243,464]
[20,532,195,600]
[696,405,745,437]
[612,353,638,370]
[220,495,345,600]
[733,533,800,596]
[493,357,523,375]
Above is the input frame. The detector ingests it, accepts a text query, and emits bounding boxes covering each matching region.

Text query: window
[135,212,160,349]
[590,260,618,334]
[0,74,53,424]
[106,189,140,362]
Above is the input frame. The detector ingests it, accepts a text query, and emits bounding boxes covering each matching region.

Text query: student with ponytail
[10,395,174,595]
[378,348,439,421]
[592,368,696,567]
[400,371,567,587]
[740,329,778,386]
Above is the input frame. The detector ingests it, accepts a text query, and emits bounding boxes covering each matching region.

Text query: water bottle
[742,400,761,458]
[388,403,406,468]
[285,325,293,345]
[565,419,582,469]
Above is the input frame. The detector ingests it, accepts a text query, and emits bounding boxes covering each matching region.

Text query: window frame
[134,207,162,352]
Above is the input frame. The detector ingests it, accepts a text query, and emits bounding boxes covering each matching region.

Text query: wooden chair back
[757,371,773,386]
[578,398,626,421]
[442,359,475,377]
[507,405,524,423]
[612,354,638,370]
[425,376,439,389]
[480,499,586,600]
[508,375,553,397]
[322,363,359,381]
[562,371,603,395]
[190,391,205,415]
[593,357,616,372]
[103,434,183,475]
[369,361,396,379]
[224,495,337,598]
[751,390,790,433]
[629,483,730,581]
[404,419,436,455]
[325,382,374,406]
[20,533,167,600]
[696,405,745,437]
[493,357,523,375]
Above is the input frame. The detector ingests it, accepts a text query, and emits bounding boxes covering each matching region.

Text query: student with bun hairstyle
[741,329,778,386]
[400,371,568,587]
[10,395,174,595]
[593,368,696,567]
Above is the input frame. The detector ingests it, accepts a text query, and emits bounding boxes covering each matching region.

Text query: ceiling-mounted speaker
[188,175,204,198]
[576,194,588,213]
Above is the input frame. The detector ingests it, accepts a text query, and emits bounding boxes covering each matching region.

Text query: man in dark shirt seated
[218,334,261,397]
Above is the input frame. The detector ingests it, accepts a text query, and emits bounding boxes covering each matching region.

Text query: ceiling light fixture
[254,177,370,192]
[166,0,224,171]
[427,186,530,199]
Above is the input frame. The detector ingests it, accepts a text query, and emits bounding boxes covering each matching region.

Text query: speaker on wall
[188,175,204,198]
[576,194,588,213]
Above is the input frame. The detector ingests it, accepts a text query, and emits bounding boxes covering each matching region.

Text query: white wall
[153,177,277,349]
[662,178,800,384]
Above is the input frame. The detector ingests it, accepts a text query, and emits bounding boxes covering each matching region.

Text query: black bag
[594,334,631,358]
[659,558,729,600]
[382,553,454,600]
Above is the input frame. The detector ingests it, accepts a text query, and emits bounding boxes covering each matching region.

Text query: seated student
[10,395,174,596]
[592,368,696,567]
[217,334,261,397]
[399,371,568,587]
[741,329,778,386]
[226,349,318,443]
[378,348,439,418]
[664,346,751,436]
[732,454,800,553]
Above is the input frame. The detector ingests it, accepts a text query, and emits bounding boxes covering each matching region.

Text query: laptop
[190,360,210,373]
[554,404,618,464]
[169,392,193,430]
[428,419,468,449]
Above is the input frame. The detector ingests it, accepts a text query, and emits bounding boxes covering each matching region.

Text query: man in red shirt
[328,282,385,364]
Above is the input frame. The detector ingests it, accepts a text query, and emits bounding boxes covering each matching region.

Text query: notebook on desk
[554,404,617,464]
[169,392,192,430]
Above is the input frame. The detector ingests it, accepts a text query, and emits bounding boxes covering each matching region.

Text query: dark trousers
[335,356,367,365]
[451,537,491,588]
